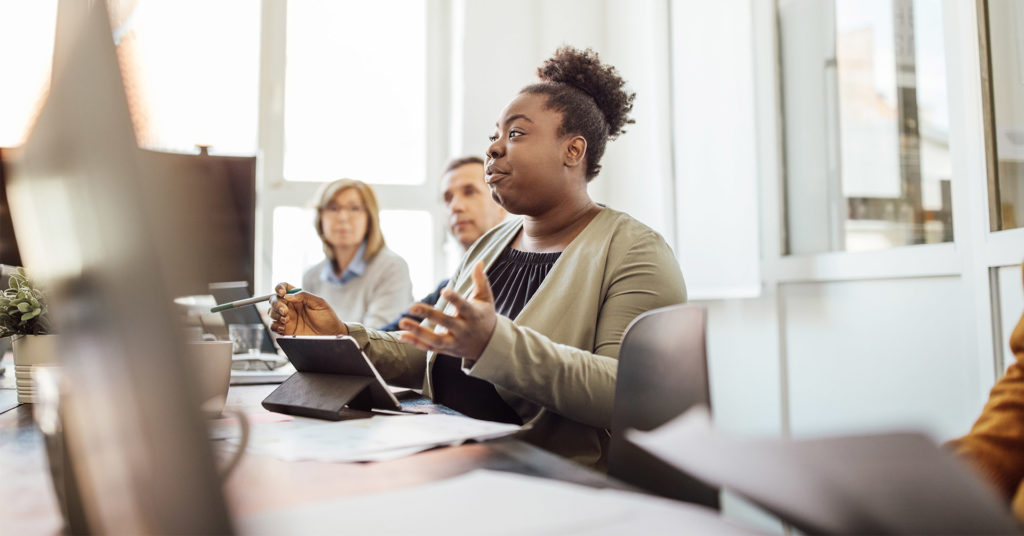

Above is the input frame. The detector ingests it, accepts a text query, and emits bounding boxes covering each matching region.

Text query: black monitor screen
[209,281,276,354]
[0,150,22,267]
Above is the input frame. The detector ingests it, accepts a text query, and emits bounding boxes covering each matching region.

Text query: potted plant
[0,267,55,402]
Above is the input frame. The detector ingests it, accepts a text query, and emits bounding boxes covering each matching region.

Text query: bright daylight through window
[780,0,952,254]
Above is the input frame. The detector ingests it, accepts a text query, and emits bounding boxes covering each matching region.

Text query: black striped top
[431,247,562,424]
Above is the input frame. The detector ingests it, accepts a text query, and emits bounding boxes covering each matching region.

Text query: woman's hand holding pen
[269,282,347,336]
[399,261,496,363]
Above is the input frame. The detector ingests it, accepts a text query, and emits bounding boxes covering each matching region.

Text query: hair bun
[536,46,635,139]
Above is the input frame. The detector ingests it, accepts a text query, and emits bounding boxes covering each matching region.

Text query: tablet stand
[262,372,379,420]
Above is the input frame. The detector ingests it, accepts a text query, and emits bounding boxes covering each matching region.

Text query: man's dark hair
[443,155,485,175]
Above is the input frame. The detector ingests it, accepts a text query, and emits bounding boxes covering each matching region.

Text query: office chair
[608,304,720,509]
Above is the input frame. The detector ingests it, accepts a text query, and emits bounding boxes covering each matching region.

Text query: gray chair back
[608,304,719,509]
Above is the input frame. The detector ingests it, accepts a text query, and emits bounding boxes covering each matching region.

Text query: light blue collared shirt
[320,242,367,285]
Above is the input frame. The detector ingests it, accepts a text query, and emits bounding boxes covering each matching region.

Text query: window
[981,0,1024,231]
[1,1,259,156]
[779,0,953,254]
[379,210,434,298]
[261,1,442,298]
[0,1,57,148]
[271,207,326,289]
[283,0,427,184]
[110,0,260,155]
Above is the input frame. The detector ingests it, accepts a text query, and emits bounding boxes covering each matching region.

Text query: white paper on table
[238,469,763,536]
[229,413,520,463]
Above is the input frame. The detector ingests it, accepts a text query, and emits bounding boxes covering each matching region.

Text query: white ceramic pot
[12,334,59,403]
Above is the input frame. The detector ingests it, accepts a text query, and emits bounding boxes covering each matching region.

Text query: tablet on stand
[263,335,402,420]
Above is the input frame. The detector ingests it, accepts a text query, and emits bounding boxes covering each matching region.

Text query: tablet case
[262,336,402,420]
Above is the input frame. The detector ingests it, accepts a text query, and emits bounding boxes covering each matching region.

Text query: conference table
[0,378,758,535]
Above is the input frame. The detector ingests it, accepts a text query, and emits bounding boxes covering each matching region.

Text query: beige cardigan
[347,207,686,467]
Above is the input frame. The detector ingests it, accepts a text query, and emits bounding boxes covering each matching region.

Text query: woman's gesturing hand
[399,262,496,362]
[269,282,347,336]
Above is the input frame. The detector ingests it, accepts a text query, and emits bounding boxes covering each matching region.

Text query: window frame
[254,0,454,295]
[765,0,1024,414]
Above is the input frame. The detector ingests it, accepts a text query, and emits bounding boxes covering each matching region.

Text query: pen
[210,288,302,313]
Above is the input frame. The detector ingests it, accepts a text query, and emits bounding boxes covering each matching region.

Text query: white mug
[185,340,250,479]
[185,341,233,417]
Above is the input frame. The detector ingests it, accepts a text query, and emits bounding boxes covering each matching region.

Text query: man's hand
[268,282,347,336]
[399,261,496,362]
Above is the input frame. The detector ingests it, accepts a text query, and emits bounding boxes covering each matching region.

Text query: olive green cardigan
[347,207,686,468]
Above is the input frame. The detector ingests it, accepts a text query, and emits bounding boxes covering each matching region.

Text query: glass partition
[981,0,1024,231]
[779,0,953,254]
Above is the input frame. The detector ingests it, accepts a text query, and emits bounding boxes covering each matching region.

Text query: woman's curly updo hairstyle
[521,46,636,181]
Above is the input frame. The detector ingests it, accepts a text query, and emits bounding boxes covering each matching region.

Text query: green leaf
[0,267,47,335]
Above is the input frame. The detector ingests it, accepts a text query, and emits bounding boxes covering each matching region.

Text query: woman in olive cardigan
[269,47,686,468]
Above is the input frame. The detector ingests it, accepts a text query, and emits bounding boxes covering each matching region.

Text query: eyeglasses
[323,204,366,217]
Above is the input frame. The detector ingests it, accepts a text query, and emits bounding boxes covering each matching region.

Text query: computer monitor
[0,150,22,267]
[6,1,232,533]
[142,150,258,294]
[0,152,17,356]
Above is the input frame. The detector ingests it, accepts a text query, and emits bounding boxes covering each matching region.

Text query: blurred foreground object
[627,407,1019,535]
[5,0,232,533]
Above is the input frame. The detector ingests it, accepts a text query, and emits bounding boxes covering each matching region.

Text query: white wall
[783,277,979,439]
[597,1,676,248]
[670,0,760,299]
[457,0,606,160]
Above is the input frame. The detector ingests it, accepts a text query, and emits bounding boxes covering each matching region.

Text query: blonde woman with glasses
[301,179,413,328]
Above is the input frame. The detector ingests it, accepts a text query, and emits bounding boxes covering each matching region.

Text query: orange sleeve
[949,361,1024,502]
[949,265,1024,508]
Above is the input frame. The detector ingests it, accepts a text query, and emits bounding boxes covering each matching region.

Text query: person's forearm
[469,316,618,429]
[346,323,426,388]
[949,362,1024,500]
